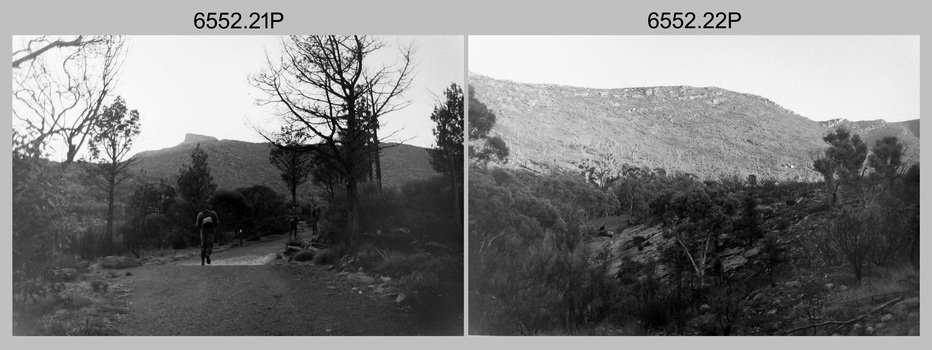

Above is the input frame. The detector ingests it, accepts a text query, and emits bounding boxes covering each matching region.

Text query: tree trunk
[443,145,461,224]
[373,134,382,191]
[107,167,116,243]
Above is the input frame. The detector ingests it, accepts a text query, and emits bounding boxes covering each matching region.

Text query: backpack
[201,215,214,225]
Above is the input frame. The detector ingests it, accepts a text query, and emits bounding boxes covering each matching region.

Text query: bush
[355,244,383,270]
[292,249,315,262]
[73,225,121,260]
[398,255,463,323]
[312,248,338,265]
[257,216,289,236]
[829,210,879,281]
[376,251,431,278]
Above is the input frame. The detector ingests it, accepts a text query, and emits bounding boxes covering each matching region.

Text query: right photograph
[467,36,920,336]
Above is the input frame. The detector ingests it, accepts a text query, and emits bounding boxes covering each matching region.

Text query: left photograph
[12,35,465,336]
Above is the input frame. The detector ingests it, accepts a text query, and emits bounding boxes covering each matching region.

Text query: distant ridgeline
[130,133,438,194]
[469,73,919,182]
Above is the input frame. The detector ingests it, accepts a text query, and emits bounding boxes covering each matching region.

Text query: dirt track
[114,234,445,336]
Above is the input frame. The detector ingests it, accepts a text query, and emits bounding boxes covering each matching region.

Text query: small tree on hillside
[177,144,217,227]
[429,83,464,223]
[468,86,509,166]
[813,128,867,205]
[867,136,905,188]
[85,96,141,242]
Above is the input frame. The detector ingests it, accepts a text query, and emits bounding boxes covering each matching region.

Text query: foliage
[377,251,432,278]
[128,179,176,217]
[398,255,463,323]
[84,96,141,241]
[122,213,171,257]
[428,83,465,222]
[236,185,286,223]
[256,216,290,237]
[867,136,905,183]
[208,190,255,236]
[269,140,315,206]
[292,249,316,262]
[828,210,879,281]
[176,144,217,228]
[468,86,509,165]
[813,128,867,204]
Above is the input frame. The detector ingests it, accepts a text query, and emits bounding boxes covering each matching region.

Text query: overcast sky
[14,35,464,160]
[469,36,919,123]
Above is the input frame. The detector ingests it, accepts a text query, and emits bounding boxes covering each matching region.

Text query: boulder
[100,256,140,269]
[890,298,919,317]
[906,311,919,321]
[698,304,711,314]
[784,280,801,288]
[742,246,761,258]
[395,293,406,304]
[880,314,895,323]
[722,255,748,272]
[347,273,376,284]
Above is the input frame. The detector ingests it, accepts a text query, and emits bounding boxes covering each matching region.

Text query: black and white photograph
[12,35,465,336]
[467,35,920,336]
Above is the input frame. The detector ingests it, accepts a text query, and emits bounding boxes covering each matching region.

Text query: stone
[395,293,406,303]
[875,322,886,330]
[59,268,79,281]
[906,311,919,321]
[890,298,919,317]
[784,280,801,288]
[722,255,748,272]
[347,273,376,284]
[880,314,894,323]
[380,276,392,283]
[699,304,711,313]
[824,283,834,290]
[767,309,778,316]
[850,324,863,336]
[865,327,875,335]
[66,295,93,310]
[742,246,761,258]
[838,285,848,291]
[100,256,140,269]
[907,327,919,336]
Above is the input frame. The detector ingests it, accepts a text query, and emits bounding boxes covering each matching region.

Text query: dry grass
[825,264,918,305]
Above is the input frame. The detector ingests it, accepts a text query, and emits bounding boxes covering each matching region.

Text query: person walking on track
[196,205,220,266]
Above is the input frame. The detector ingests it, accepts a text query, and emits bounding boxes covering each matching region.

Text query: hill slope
[131,134,438,194]
[470,73,919,181]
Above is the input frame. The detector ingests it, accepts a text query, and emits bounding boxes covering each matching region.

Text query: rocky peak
[181,133,219,145]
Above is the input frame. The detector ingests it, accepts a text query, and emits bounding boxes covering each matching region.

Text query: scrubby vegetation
[469,126,919,336]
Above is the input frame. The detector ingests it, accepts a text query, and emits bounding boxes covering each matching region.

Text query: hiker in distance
[288,208,300,239]
[196,206,220,266]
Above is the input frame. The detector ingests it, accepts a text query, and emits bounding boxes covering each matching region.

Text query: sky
[13,35,464,160]
[468,36,919,123]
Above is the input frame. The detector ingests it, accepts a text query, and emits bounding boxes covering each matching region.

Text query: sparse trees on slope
[813,128,867,205]
[251,35,414,239]
[84,96,141,242]
[429,83,464,223]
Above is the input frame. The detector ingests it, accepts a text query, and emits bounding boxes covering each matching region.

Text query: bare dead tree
[251,35,415,239]
[12,35,127,163]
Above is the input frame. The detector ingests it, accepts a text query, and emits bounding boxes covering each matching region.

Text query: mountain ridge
[469,73,919,181]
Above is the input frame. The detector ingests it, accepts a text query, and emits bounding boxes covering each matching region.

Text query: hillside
[131,134,438,194]
[470,73,919,181]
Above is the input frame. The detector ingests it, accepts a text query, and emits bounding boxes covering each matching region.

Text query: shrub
[286,238,304,247]
[355,244,383,270]
[245,234,261,242]
[398,255,463,323]
[829,210,879,281]
[73,225,121,260]
[376,251,431,278]
[292,249,315,262]
[312,248,338,265]
[257,216,289,236]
